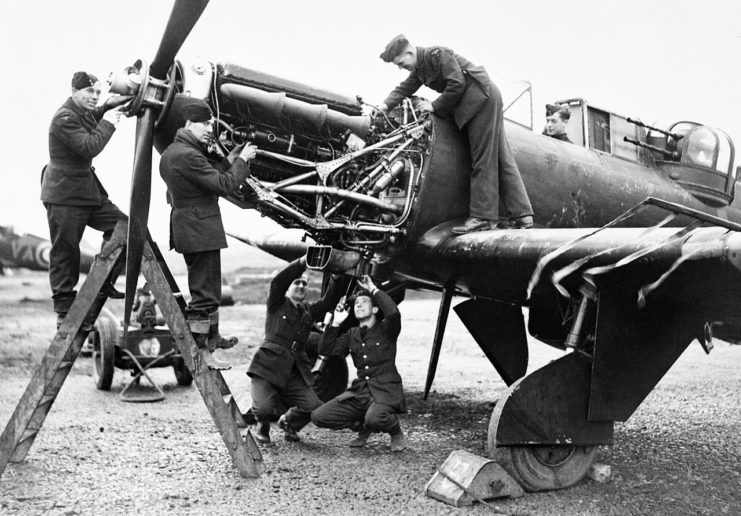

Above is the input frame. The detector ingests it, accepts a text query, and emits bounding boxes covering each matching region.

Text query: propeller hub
[107,60,169,118]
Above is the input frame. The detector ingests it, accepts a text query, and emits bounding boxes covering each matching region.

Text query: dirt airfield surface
[0,272,739,515]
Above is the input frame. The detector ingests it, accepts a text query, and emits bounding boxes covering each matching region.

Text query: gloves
[102,107,123,126]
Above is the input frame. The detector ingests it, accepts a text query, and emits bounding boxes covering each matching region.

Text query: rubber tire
[92,316,117,390]
[493,444,597,492]
[173,358,193,387]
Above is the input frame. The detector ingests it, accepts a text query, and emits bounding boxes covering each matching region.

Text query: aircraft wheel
[173,358,193,387]
[492,444,597,492]
[92,316,117,390]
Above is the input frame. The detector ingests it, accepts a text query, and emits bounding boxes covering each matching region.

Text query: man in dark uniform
[41,71,132,326]
[543,103,572,143]
[247,257,341,444]
[311,275,407,452]
[159,99,257,370]
[378,35,534,234]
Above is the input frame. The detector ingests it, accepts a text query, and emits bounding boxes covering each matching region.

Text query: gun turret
[627,118,684,141]
[623,136,680,160]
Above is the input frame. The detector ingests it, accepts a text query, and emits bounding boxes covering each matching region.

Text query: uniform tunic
[383,46,533,222]
[247,259,341,423]
[312,289,406,434]
[159,128,250,316]
[41,97,126,313]
[543,131,573,143]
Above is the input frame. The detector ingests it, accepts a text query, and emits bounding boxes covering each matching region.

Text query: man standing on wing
[312,275,407,452]
[378,34,534,233]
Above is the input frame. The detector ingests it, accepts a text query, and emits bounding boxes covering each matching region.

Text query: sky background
[1,0,739,267]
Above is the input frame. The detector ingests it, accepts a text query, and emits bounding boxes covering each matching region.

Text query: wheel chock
[424,450,523,508]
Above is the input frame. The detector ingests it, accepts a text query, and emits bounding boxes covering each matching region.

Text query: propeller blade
[123,108,156,330]
[150,0,210,79]
[423,286,454,400]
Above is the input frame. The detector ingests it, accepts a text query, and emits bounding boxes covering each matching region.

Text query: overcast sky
[1,0,739,249]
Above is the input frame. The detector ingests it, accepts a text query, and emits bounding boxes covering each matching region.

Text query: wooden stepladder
[0,221,262,478]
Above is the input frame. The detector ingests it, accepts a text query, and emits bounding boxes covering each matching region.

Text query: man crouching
[311,275,407,452]
[247,257,341,443]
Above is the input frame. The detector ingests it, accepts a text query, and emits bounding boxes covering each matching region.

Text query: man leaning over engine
[378,35,534,234]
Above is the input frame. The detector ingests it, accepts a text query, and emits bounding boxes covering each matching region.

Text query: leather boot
[390,428,406,452]
[348,427,371,448]
[188,316,231,370]
[451,217,496,234]
[255,419,271,444]
[278,414,300,442]
[498,215,534,229]
[207,310,238,352]
[101,282,125,299]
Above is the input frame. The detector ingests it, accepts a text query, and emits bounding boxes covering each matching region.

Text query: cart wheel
[173,358,193,387]
[92,316,117,390]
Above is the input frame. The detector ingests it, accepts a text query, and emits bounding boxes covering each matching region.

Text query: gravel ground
[0,275,740,515]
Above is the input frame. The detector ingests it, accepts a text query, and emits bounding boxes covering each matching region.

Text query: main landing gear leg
[487,352,613,491]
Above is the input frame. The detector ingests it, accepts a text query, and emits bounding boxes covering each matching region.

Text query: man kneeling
[311,276,406,452]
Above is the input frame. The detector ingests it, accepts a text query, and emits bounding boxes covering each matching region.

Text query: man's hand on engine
[239,143,258,162]
[417,99,434,113]
[226,143,246,164]
[104,95,134,110]
[357,275,377,293]
[102,107,124,126]
[331,296,349,327]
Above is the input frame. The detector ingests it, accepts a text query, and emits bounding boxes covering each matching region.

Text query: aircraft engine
[168,62,447,265]
[150,60,472,270]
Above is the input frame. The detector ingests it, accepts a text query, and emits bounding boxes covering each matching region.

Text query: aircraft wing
[413,222,741,324]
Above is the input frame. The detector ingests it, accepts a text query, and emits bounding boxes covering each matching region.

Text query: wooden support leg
[0,222,127,475]
[140,239,262,477]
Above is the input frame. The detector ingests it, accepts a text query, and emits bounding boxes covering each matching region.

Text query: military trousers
[183,249,221,318]
[251,365,321,430]
[311,383,401,435]
[44,201,126,313]
[464,83,533,222]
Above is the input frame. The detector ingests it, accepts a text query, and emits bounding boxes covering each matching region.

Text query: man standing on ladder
[41,71,132,328]
[159,98,257,370]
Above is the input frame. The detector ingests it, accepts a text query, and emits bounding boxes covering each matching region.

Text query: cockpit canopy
[656,122,736,206]
[540,98,737,206]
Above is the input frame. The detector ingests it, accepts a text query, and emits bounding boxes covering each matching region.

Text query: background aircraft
[0,225,95,275]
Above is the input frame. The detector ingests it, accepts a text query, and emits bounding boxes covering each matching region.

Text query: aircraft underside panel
[589,284,698,422]
[453,298,528,385]
[590,259,741,421]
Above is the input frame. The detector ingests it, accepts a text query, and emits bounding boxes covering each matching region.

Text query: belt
[266,336,304,352]
[169,196,216,208]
